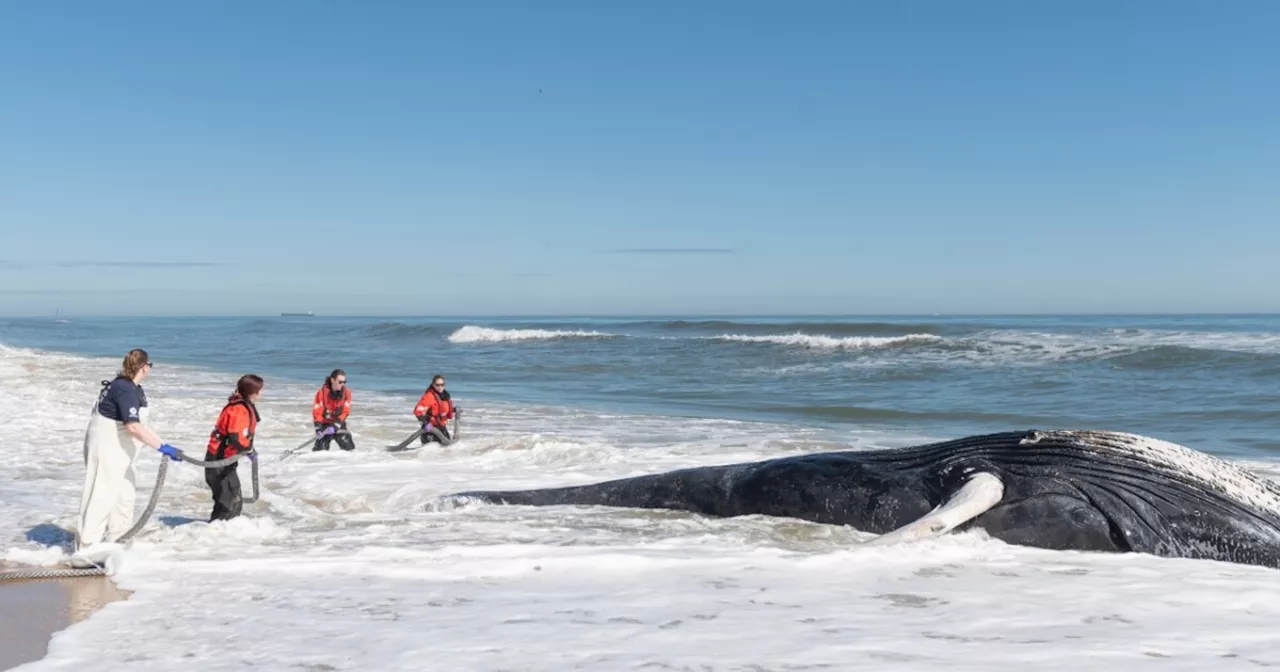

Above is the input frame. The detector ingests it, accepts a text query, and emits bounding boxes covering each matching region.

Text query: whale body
[447,429,1280,569]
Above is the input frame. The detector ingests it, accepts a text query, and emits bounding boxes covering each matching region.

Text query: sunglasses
[335,379,346,384]
[433,382,445,387]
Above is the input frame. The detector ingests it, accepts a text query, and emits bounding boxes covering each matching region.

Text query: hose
[388,411,461,452]
[0,448,259,582]
[290,428,352,452]
[5,409,467,578]
[278,429,355,461]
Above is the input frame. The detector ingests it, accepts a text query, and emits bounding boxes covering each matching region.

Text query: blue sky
[2,1,1277,316]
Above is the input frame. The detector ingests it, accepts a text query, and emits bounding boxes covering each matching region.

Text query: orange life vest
[414,387,454,425]
[206,399,259,459]
[313,384,352,423]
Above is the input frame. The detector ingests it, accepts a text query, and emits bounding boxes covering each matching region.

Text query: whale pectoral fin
[862,472,1004,547]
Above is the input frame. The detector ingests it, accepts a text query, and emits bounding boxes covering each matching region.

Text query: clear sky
[2,1,1277,316]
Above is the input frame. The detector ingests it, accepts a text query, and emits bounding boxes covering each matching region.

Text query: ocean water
[2,314,1279,670]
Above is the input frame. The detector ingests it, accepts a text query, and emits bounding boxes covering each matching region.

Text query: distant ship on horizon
[280,311,315,317]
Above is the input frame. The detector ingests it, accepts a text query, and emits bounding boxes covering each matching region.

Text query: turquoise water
[2,314,1276,458]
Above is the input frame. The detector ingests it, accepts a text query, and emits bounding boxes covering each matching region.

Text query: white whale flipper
[862,472,1004,546]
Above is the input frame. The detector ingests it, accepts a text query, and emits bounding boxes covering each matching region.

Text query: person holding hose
[204,374,264,521]
[414,374,458,445]
[74,348,184,565]
[313,368,355,451]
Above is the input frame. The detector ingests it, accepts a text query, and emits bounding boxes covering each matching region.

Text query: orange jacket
[313,384,352,423]
[206,399,259,458]
[414,387,454,426]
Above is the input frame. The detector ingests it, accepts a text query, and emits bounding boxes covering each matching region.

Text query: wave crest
[448,326,617,343]
[711,332,943,350]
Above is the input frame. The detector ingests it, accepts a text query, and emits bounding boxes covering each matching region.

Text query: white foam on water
[976,328,1280,361]
[762,328,1280,375]
[447,326,618,343]
[964,329,1280,364]
[710,332,942,349]
[1103,328,1280,354]
[4,343,1280,670]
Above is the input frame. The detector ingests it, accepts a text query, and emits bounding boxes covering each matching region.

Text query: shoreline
[0,570,131,670]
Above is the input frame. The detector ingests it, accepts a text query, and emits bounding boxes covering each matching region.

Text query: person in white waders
[72,348,183,567]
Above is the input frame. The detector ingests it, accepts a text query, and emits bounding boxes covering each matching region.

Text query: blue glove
[158,444,182,461]
[324,425,338,436]
[247,452,258,463]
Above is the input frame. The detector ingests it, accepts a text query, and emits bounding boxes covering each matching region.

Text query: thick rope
[0,566,112,580]
[0,448,258,582]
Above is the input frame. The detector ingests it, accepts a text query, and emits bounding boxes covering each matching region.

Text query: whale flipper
[863,472,1004,546]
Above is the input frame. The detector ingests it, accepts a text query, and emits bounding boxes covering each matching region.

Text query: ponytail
[121,348,150,378]
[228,374,265,402]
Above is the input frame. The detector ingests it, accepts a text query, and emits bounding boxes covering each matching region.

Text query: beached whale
[446,429,1280,569]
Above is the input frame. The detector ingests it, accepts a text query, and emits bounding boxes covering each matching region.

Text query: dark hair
[327,369,346,388]
[229,374,265,402]
[431,374,445,385]
[121,348,150,379]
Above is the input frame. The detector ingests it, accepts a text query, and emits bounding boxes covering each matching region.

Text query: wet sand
[0,572,130,670]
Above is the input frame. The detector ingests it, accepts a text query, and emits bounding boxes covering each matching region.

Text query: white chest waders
[75,403,150,553]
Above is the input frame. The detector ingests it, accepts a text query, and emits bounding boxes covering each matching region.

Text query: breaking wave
[448,326,619,343]
[643,320,949,335]
[709,333,944,350]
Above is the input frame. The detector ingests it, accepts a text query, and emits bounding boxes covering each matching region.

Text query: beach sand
[0,570,130,671]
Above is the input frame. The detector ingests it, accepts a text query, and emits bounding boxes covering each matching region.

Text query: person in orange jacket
[413,374,458,445]
[313,368,355,451]
[205,374,264,522]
